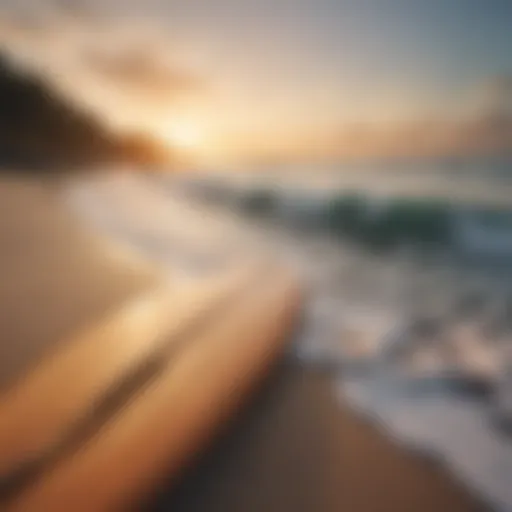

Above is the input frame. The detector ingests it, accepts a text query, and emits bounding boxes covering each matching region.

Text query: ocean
[182,161,512,511]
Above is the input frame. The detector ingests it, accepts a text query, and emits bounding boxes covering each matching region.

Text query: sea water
[188,161,512,511]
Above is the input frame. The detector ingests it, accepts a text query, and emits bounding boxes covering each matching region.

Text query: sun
[160,121,204,150]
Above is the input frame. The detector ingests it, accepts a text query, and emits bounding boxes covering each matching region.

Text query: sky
[0,0,511,165]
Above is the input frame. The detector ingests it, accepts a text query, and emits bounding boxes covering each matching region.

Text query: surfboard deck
[0,177,304,511]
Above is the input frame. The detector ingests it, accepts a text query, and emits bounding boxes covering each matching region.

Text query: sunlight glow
[160,120,205,150]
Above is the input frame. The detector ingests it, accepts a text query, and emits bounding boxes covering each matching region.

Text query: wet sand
[150,360,485,512]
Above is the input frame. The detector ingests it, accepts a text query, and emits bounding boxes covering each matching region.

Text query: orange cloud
[80,47,204,97]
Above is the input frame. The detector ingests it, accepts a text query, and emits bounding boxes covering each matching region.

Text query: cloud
[49,0,98,18]
[80,46,204,96]
[486,75,512,97]
[0,5,207,119]
[472,75,512,117]
[0,0,95,18]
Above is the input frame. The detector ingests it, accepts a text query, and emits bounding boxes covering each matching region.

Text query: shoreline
[150,360,486,512]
